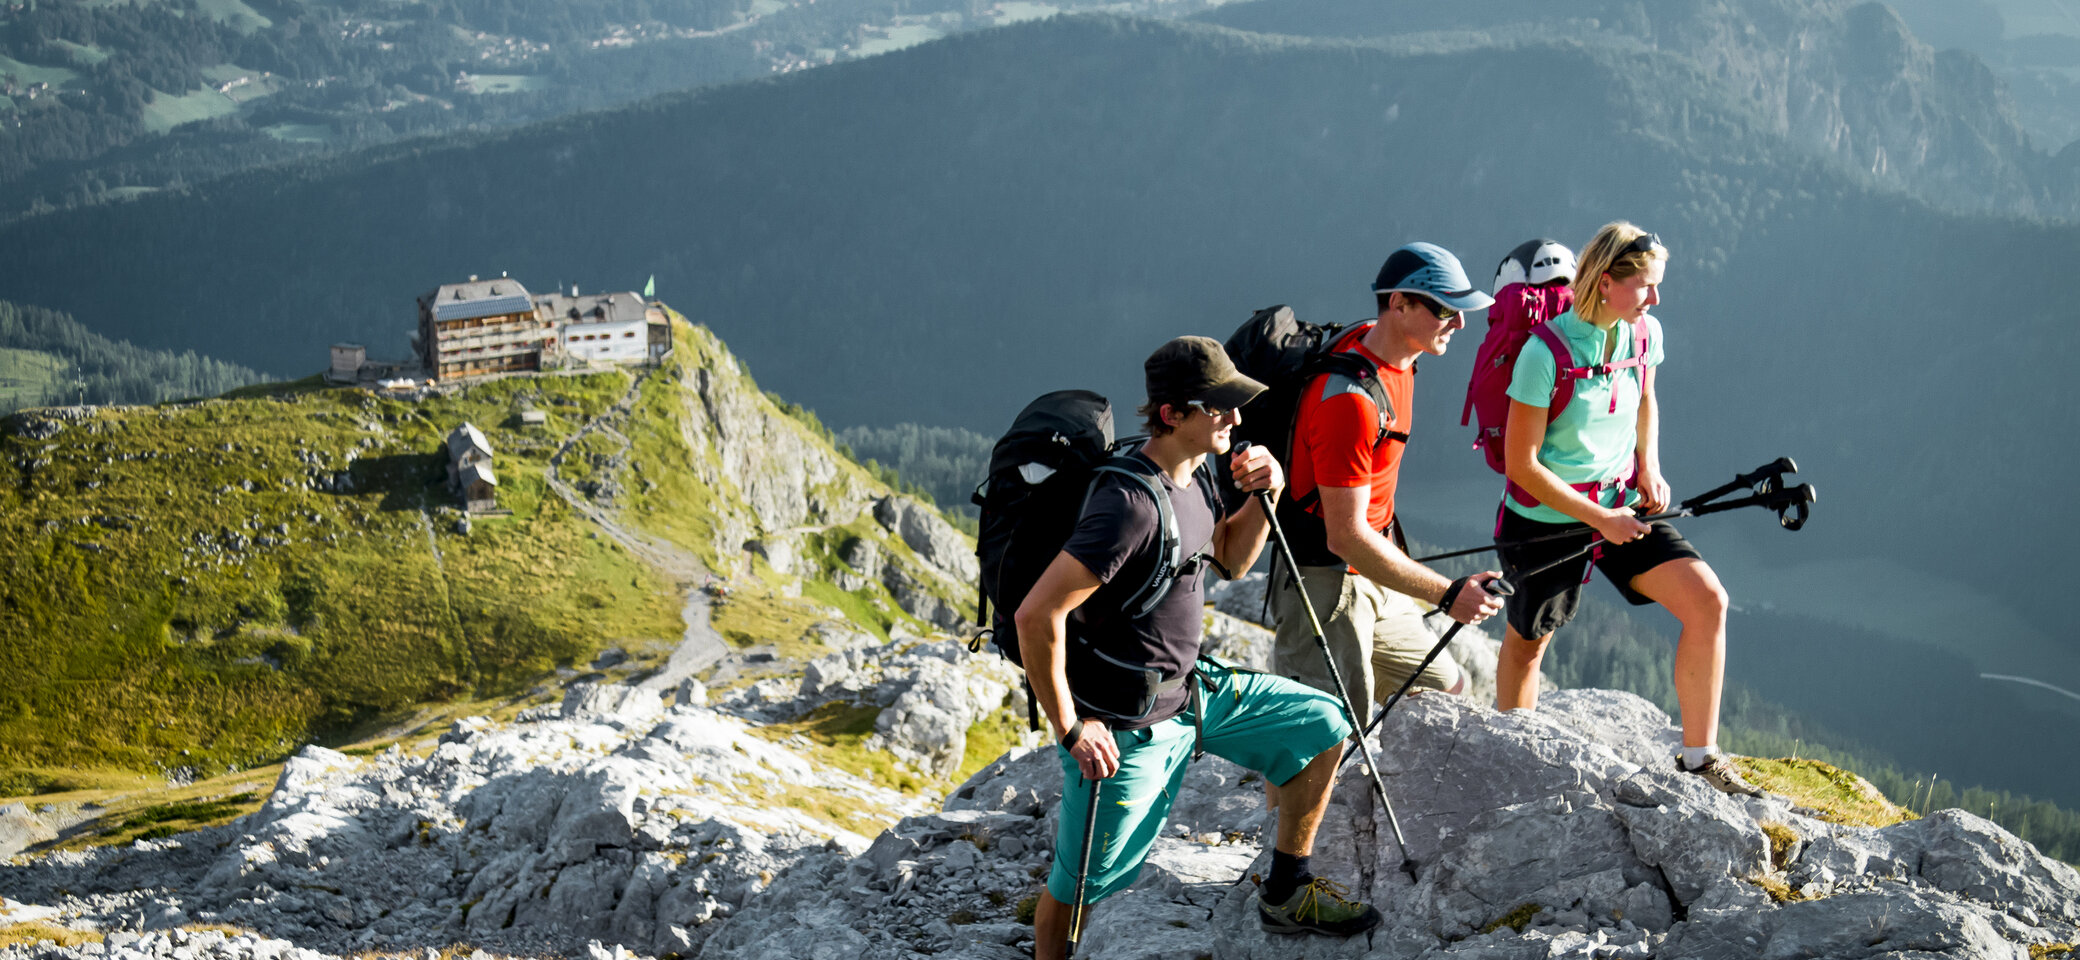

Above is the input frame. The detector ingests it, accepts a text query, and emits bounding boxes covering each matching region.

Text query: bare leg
[1273,744,1344,855]
[1032,890,1082,960]
[1627,558,1730,749]
[1495,623,1553,711]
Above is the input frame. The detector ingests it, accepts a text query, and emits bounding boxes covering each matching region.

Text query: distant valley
[0,0,1229,222]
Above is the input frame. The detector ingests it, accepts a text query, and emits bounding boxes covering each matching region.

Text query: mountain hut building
[417,277,556,381]
[535,290,654,366]
[415,277,675,382]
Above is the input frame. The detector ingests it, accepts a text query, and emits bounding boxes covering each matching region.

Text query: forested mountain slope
[0,300,262,413]
[0,14,2074,615]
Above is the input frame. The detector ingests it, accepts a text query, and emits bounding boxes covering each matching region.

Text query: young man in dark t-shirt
[1016,337,1379,958]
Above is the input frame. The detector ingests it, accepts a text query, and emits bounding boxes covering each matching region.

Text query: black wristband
[1059,718,1086,750]
[1437,575,1470,616]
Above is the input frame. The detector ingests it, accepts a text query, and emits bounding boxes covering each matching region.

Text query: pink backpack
[1460,280,1575,473]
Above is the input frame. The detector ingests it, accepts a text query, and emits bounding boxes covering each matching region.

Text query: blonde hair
[1572,221,1667,325]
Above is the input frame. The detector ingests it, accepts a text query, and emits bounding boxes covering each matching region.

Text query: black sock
[1264,850,1312,904]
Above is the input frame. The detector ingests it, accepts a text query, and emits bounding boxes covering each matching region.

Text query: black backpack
[1220,305,1405,567]
[969,390,1215,727]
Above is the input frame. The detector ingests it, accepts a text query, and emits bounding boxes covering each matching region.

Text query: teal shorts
[1044,659,1352,906]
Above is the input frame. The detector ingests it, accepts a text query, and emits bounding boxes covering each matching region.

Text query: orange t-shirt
[1286,329,1414,535]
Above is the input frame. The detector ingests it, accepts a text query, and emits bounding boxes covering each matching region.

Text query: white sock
[1680,745,1716,770]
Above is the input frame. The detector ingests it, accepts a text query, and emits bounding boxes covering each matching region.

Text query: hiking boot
[1256,876,1382,937]
[1678,754,1764,797]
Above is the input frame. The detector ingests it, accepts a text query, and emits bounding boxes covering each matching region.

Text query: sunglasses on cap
[1609,232,1663,263]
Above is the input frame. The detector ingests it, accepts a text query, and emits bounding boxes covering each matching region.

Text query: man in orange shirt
[1271,242,1507,721]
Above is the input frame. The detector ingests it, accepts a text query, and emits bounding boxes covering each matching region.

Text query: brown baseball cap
[1144,336,1267,411]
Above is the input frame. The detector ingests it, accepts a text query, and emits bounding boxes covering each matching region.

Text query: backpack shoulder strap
[1087,452,1182,620]
[1529,320,1579,424]
[1312,350,1408,447]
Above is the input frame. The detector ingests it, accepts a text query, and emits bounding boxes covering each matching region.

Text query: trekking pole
[1244,478,1424,882]
[1498,481,1818,583]
[1342,578,1515,763]
[1067,774,1101,958]
[1412,472,1818,564]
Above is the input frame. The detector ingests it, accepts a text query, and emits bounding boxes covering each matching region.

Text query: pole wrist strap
[1437,576,1471,617]
[1060,718,1086,750]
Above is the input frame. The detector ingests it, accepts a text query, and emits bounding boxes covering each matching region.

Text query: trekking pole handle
[1228,441,1276,502]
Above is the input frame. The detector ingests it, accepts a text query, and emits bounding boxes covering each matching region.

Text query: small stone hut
[446,422,497,512]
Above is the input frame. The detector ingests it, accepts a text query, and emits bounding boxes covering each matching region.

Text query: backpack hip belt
[1065,639,1196,722]
[1506,468,1635,509]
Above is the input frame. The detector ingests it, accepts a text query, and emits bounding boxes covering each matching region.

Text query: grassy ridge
[0,317,992,797]
[0,355,685,782]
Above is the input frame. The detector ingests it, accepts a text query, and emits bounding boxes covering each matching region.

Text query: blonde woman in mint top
[1492,221,1761,797]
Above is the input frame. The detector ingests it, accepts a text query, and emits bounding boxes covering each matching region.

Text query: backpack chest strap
[1533,320,1651,416]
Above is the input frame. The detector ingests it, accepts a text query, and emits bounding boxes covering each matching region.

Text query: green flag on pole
[643,275,656,299]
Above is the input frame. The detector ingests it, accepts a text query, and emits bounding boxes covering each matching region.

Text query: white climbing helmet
[1493,239,1578,292]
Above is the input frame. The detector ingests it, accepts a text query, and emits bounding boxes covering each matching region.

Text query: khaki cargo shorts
[1269,563,1463,715]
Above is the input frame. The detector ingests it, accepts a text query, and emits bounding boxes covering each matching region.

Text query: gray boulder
[865,647,1013,778]
[0,803,57,861]
[873,496,978,585]
[1200,609,1272,671]
[560,683,664,724]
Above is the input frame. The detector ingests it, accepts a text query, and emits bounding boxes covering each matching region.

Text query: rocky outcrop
[677,328,877,546]
[672,327,973,632]
[0,805,57,862]
[872,496,978,586]
[799,639,1023,779]
[0,674,939,959]
[5,667,2074,960]
[719,690,2080,960]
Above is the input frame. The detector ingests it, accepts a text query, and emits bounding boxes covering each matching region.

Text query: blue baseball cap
[1372,242,1495,314]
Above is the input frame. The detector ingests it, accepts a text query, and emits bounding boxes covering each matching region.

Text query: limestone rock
[0,804,57,861]
[873,496,978,585]
[560,683,664,724]
[864,645,1012,778]
[4,641,2074,960]
[1200,609,1271,671]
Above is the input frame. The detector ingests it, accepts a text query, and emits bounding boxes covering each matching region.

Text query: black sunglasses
[1410,294,1459,323]
[1611,232,1663,263]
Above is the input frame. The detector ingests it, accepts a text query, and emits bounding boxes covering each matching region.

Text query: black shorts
[1494,506,1702,640]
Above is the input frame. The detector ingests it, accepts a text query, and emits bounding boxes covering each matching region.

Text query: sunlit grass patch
[33,764,280,853]
[0,366,682,780]
[0,922,101,949]
[1732,757,1912,827]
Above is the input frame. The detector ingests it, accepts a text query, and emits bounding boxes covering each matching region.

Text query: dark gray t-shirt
[1060,458,1226,730]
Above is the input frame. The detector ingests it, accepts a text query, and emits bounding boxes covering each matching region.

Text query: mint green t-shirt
[1503,309,1665,523]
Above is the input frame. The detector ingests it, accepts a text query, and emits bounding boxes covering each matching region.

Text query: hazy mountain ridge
[1195,0,2080,221]
[0,0,1227,221]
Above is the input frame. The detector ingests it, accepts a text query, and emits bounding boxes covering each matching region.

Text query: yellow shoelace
[1292,877,1360,920]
